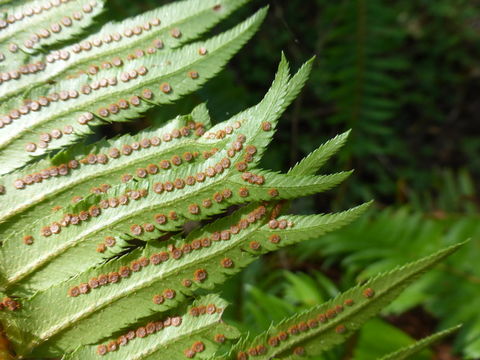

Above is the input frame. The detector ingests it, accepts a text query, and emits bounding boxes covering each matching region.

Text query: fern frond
[0,7,267,175]
[0,0,252,101]
[316,0,408,197]
[378,325,461,360]
[0,55,318,292]
[65,294,239,360]
[0,27,380,358]
[0,48,304,238]
[0,0,105,66]
[0,103,212,236]
[0,201,369,356]
[2,169,352,291]
[223,242,464,360]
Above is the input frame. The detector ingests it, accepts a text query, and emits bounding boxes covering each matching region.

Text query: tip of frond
[254,5,269,23]
[440,239,469,256]
[354,200,375,212]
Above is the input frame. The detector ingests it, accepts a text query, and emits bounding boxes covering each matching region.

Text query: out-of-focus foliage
[408,168,478,214]
[378,325,462,360]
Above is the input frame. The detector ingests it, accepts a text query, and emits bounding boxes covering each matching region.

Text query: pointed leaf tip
[379,325,462,360]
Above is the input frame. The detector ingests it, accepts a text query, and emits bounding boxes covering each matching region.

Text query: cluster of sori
[0,296,20,311]
[96,314,183,355]
[63,202,278,302]
[8,119,205,195]
[4,66,204,153]
[19,120,274,248]
[0,0,101,56]
[233,288,376,360]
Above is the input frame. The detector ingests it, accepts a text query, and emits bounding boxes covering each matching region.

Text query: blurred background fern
[82,0,480,358]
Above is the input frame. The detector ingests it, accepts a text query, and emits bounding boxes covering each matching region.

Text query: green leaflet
[0,200,369,356]
[65,294,240,360]
[378,325,461,360]
[0,7,267,175]
[224,242,464,360]
[288,130,351,176]
[251,203,373,254]
[0,104,212,237]
[0,0,251,101]
[0,0,105,66]
[0,55,315,293]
